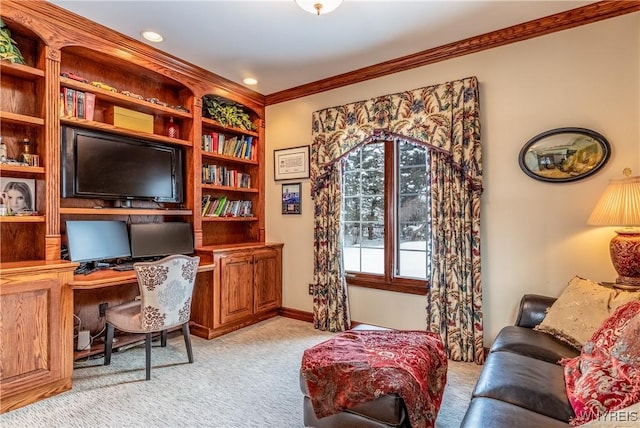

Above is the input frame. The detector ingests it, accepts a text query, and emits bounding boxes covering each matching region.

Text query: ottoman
[300,325,447,428]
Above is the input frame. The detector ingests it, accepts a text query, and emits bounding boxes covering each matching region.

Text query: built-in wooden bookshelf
[1,0,277,413]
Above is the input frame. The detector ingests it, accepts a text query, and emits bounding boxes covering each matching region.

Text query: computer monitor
[130,222,194,259]
[66,220,131,263]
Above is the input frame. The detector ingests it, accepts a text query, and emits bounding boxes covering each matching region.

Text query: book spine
[84,92,96,121]
[63,87,76,117]
[76,91,85,119]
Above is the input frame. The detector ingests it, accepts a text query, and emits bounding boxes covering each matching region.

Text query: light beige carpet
[0,317,481,427]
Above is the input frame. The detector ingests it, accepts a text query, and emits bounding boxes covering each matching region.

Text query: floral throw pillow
[561,300,640,426]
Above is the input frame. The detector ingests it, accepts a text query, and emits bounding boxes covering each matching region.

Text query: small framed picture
[1,177,36,214]
[274,145,310,181]
[282,182,301,215]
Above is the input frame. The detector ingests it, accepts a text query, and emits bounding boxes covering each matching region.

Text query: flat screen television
[66,220,131,263]
[130,222,194,259]
[61,126,184,204]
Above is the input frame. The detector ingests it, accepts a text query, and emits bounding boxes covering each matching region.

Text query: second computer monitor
[129,222,194,259]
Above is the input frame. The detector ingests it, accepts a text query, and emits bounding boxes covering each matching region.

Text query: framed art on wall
[274,145,310,181]
[282,182,301,215]
[1,177,36,214]
[518,127,611,183]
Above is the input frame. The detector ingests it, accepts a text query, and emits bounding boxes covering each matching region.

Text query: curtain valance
[310,77,482,197]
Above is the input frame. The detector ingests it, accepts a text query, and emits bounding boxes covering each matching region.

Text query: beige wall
[265,13,640,345]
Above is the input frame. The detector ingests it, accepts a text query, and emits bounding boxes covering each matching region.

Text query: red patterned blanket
[301,330,448,428]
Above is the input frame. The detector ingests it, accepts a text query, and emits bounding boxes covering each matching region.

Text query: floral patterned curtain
[310,77,484,363]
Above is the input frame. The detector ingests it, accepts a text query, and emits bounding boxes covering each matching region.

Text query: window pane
[397,142,428,280]
[400,141,428,166]
[362,169,384,195]
[399,248,427,278]
[361,221,384,274]
[361,196,383,222]
[343,222,361,272]
[343,171,360,196]
[343,197,360,222]
[342,142,384,275]
[344,149,361,170]
[361,143,384,170]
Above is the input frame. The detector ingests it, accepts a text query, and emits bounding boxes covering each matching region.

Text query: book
[84,92,95,121]
[211,132,219,153]
[217,134,225,154]
[76,91,85,119]
[63,87,76,117]
[213,196,227,216]
[201,194,211,216]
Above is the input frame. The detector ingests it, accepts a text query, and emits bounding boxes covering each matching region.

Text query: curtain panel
[309,77,484,363]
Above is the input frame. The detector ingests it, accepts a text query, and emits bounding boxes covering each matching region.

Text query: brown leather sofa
[460,294,578,427]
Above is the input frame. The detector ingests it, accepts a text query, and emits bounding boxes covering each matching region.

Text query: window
[342,140,429,295]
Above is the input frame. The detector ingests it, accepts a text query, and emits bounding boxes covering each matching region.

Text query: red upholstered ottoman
[300,326,448,428]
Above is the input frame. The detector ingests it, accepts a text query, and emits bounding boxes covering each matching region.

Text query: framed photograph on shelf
[0,177,36,214]
[274,145,310,181]
[282,182,301,215]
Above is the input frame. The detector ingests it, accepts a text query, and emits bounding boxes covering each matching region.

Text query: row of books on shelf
[202,164,251,188]
[60,87,96,120]
[201,195,253,218]
[202,132,256,160]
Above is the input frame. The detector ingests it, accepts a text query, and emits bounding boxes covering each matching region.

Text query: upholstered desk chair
[103,254,200,380]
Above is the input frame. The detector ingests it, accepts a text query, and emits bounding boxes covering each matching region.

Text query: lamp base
[610,229,640,289]
[612,280,640,290]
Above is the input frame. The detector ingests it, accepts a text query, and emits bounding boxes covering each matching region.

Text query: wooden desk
[69,262,216,289]
[70,260,215,360]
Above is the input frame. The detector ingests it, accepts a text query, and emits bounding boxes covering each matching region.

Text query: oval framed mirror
[518,127,611,183]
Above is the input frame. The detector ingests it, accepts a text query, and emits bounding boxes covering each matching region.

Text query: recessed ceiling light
[141,31,163,42]
[243,78,258,86]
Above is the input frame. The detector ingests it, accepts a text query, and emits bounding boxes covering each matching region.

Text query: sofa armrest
[515,294,557,329]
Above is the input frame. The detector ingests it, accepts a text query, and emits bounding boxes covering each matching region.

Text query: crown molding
[265,1,639,105]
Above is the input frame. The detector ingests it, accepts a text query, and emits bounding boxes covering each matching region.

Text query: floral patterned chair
[103,254,200,380]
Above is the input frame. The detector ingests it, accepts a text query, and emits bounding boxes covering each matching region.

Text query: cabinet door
[0,271,73,412]
[253,248,282,314]
[219,253,254,325]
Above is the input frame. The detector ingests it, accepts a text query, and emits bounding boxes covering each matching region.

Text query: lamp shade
[587,169,640,227]
[295,0,343,15]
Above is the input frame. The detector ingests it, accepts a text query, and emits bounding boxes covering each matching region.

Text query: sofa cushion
[472,350,574,422]
[490,325,579,364]
[533,276,640,349]
[461,397,570,428]
[562,301,640,426]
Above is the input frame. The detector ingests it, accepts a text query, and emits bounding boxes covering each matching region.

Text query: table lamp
[587,168,640,289]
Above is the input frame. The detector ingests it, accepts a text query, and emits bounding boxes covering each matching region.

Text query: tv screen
[66,220,131,263]
[130,222,194,259]
[61,126,183,203]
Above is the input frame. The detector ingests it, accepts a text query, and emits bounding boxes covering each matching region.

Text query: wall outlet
[308,283,314,295]
[98,302,108,317]
[77,330,91,351]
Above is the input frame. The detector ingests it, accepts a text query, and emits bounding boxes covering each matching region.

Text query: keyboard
[113,263,135,272]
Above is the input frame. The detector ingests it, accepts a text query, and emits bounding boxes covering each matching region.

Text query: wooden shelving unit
[1,0,276,412]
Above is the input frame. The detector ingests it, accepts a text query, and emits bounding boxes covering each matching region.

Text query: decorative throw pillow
[562,301,640,426]
[534,276,615,349]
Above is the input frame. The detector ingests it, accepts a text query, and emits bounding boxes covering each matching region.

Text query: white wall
[265,14,640,345]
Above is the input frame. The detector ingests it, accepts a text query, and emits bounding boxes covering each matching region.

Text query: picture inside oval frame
[518,127,611,183]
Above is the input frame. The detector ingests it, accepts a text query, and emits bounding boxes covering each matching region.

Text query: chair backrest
[134,254,200,331]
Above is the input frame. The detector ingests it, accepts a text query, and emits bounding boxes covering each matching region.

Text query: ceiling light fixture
[295,0,343,16]
[141,31,163,43]
[243,78,258,86]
